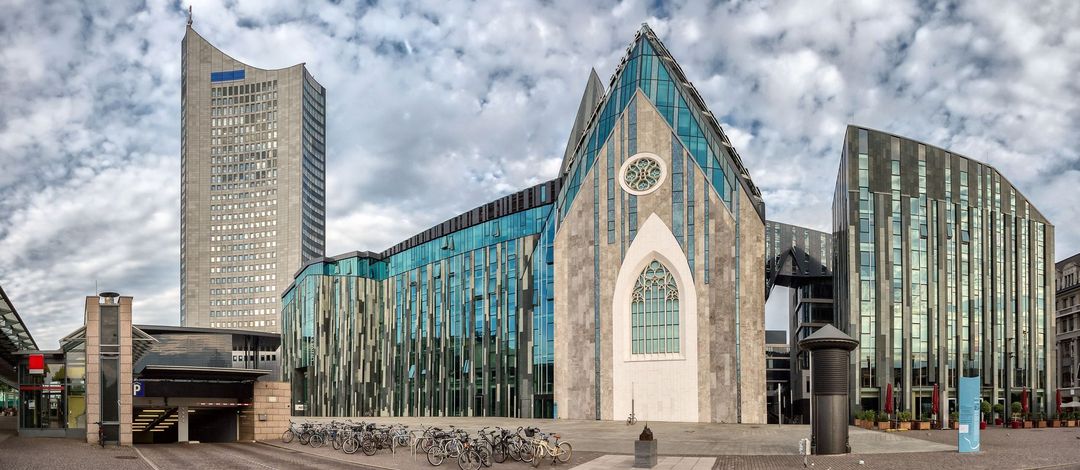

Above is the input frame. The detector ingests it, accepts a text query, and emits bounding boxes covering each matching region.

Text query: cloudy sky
[1,0,1078,348]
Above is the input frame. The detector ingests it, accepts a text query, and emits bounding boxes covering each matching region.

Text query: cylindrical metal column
[799,325,859,455]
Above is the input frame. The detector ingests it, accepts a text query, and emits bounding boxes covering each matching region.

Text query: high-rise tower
[180,22,326,332]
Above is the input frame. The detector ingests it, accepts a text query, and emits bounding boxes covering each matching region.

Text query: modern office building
[764,220,834,423]
[764,329,790,424]
[282,24,768,423]
[833,126,1055,420]
[1055,253,1080,399]
[180,18,326,333]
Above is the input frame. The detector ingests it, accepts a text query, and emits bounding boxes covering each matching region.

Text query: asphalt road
[136,442,385,470]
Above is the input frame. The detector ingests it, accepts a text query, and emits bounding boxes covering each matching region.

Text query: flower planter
[994,418,1002,425]
[1023,420,1034,429]
[898,421,912,431]
[1035,420,1047,428]
[1011,420,1021,429]
[876,421,892,430]
[913,421,931,430]
[854,419,862,427]
[979,421,987,430]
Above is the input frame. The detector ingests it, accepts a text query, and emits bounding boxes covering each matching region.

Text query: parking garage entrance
[133,365,267,443]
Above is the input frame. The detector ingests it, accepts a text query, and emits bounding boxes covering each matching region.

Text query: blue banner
[958,376,980,453]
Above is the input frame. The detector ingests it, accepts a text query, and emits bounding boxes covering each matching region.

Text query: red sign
[28,354,44,375]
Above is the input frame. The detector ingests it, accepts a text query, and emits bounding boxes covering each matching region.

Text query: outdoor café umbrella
[1058,389,1063,415]
[1022,388,1030,415]
[885,383,894,415]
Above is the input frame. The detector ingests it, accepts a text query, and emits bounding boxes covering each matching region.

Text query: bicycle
[457,435,492,470]
[281,420,305,443]
[530,431,572,467]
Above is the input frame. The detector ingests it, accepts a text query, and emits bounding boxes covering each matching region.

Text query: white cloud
[1,0,1078,347]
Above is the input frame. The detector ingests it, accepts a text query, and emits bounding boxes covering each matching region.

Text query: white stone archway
[611,213,699,422]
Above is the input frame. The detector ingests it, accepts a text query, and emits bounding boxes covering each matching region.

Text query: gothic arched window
[631,260,680,354]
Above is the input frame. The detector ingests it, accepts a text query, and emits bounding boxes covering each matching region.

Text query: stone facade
[242,381,291,442]
[85,295,134,445]
[554,91,765,423]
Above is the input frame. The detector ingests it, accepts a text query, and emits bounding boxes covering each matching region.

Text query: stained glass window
[631,260,680,354]
[623,156,663,193]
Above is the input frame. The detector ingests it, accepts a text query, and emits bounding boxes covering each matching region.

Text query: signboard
[28,354,44,375]
[294,403,305,411]
[133,381,144,397]
[958,376,981,453]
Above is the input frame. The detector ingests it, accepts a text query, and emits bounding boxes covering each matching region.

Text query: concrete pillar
[178,406,189,442]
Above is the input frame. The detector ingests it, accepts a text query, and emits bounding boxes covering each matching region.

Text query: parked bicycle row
[281,421,572,469]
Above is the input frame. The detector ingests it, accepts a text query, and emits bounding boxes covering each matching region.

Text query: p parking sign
[133,381,144,397]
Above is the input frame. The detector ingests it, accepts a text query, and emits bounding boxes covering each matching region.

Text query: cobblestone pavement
[266,438,605,470]
[711,427,1080,469]
[137,441,391,469]
[0,435,150,470]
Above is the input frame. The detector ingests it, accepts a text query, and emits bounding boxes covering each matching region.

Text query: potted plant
[980,400,991,430]
[854,410,864,427]
[949,411,960,429]
[897,411,913,431]
[913,412,931,430]
[993,403,1005,425]
[1011,402,1024,428]
[1050,412,1063,428]
[876,412,892,430]
[863,410,876,429]
[1070,411,1079,427]
[1034,411,1047,428]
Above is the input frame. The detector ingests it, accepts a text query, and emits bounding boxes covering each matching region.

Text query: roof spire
[187,5,193,27]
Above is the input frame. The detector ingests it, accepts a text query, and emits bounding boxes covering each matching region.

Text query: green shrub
[981,400,992,414]
[1011,402,1023,416]
[993,403,1005,414]
[897,411,913,422]
[949,411,959,422]
[864,410,876,422]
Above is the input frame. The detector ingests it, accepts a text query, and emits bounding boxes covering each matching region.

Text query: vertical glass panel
[101,358,119,422]
[101,305,119,346]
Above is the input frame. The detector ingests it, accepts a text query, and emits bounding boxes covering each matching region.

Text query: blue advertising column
[958,377,981,453]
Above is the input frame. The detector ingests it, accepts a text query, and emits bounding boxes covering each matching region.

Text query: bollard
[798,324,860,455]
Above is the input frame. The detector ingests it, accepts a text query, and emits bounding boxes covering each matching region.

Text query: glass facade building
[833,126,1055,419]
[283,181,559,417]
